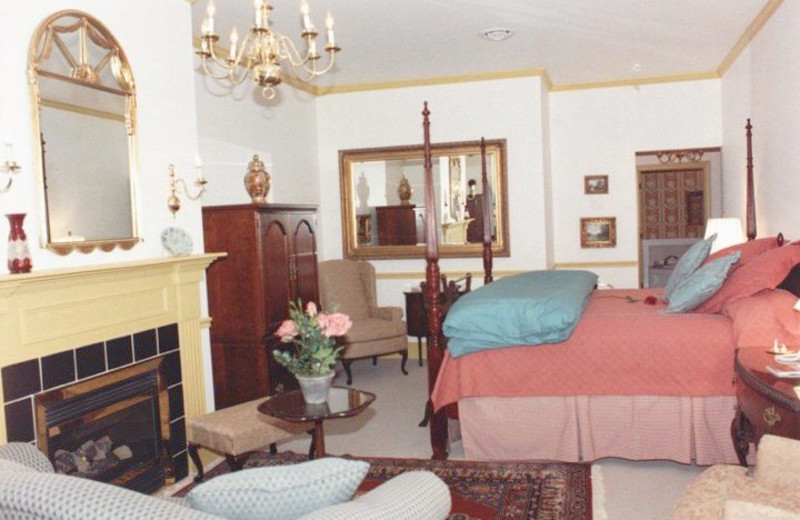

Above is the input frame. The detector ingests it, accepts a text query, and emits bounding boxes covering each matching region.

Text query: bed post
[422,103,449,460]
[745,119,756,241]
[480,138,493,284]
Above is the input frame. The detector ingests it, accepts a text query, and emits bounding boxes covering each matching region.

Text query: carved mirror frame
[28,10,141,254]
[339,139,509,260]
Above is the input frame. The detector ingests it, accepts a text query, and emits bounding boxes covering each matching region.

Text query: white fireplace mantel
[0,254,224,443]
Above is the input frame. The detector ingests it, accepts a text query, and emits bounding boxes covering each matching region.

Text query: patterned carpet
[176,451,592,520]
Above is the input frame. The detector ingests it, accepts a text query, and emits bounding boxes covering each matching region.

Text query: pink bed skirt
[458,395,742,465]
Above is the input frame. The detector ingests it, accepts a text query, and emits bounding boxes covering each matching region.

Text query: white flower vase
[296,372,335,404]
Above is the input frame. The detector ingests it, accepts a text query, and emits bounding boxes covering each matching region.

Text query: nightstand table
[731,348,800,466]
[404,290,427,367]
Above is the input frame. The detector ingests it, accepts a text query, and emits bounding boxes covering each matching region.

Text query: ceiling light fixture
[481,28,513,42]
[196,0,340,100]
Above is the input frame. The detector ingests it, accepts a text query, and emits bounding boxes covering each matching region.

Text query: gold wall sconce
[167,159,208,216]
[0,142,22,193]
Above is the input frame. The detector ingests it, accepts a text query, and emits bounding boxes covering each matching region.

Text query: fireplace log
[113,445,132,461]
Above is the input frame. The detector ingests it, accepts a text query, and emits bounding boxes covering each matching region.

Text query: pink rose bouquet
[272,299,352,376]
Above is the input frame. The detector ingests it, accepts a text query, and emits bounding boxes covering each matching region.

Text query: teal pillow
[664,251,741,313]
[187,458,369,520]
[663,234,717,297]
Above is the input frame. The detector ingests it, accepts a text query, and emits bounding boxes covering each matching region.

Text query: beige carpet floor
[187,357,706,519]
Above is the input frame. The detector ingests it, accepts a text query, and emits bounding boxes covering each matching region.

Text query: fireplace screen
[35,358,172,493]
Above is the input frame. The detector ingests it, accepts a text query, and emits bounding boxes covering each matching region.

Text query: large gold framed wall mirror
[339,139,509,260]
[28,10,141,254]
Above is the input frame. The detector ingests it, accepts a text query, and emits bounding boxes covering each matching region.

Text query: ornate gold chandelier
[196,0,340,100]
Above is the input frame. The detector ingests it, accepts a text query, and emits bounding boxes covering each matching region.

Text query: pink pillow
[694,243,800,314]
[703,236,782,268]
[723,289,800,349]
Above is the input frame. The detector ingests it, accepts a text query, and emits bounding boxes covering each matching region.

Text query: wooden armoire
[202,204,319,409]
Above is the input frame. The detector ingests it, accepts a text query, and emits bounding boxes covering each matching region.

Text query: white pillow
[187,458,370,520]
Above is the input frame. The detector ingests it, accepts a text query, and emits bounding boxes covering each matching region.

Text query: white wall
[0,0,202,269]
[315,78,547,309]
[549,80,723,287]
[194,74,319,207]
[721,1,800,240]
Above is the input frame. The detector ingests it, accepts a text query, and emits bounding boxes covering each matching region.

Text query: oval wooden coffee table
[259,386,376,459]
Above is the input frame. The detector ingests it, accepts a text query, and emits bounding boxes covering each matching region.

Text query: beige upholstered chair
[318,259,408,385]
[672,434,800,519]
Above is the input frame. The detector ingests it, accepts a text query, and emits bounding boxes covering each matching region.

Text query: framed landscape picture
[580,217,616,248]
[584,175,609,194]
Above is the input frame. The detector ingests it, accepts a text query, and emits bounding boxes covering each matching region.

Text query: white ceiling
[192,0,773,90]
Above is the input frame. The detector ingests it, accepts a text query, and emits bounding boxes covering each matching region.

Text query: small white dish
[776,352,800,364]
[161,227,193,256]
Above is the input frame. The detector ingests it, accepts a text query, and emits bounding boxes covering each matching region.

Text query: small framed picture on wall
[580,217,617,248]
[584,175,609,194]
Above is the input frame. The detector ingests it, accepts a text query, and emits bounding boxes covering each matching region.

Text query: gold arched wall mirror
[339,139,509,260]
[28,10,141,254]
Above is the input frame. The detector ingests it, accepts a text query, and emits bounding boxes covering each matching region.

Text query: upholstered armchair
[318,260,409,385]
[672,434,800,519]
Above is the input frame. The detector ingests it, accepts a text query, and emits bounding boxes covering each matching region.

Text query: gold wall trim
[316,69,546,95]
[717,0,784,76]
[0,254,224,443]
[552,261,638,269]
[375,269,526,281]
[550,72,720,92]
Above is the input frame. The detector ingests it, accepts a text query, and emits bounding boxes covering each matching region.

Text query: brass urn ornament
[245,154,271,203]
[398,175,412,205]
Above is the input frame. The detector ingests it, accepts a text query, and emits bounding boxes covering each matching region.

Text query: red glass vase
[6,213,32,274]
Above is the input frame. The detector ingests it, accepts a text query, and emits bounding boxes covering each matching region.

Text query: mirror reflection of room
[339,139,508,260]
[351,152,495,247]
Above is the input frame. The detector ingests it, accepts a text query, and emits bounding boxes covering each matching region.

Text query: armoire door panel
[203,209,265,341]
[259,216,293,328]
[210,341,269,409]
[291,214,319,305]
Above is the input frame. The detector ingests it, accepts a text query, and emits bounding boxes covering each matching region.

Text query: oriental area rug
[175,451,593,520]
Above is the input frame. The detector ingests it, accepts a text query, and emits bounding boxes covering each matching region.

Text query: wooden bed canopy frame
[420,103,760,459]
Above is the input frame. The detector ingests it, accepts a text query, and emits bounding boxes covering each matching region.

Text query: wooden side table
[404,291,427,367]
[258,387,376,459]
[732,348,800,466]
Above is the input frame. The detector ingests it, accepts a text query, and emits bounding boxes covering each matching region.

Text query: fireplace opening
[35,358,173,493]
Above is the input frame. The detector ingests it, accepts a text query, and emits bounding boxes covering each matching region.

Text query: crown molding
[717,0,784,76]
[550,71,720,92]
[314,68,547,96]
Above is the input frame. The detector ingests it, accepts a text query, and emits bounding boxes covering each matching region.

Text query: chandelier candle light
[197,0,340,100]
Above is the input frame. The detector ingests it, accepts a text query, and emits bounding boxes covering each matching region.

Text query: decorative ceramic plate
[161,226,193,256]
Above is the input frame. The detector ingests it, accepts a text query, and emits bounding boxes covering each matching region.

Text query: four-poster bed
[420,107,799,463]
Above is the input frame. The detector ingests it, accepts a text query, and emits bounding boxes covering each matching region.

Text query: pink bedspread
[432,288,736,410]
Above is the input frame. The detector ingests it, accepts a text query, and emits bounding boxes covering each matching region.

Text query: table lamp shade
[704,218,745,254]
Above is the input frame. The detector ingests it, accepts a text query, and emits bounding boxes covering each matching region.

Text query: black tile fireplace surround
[1,324,188,484]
